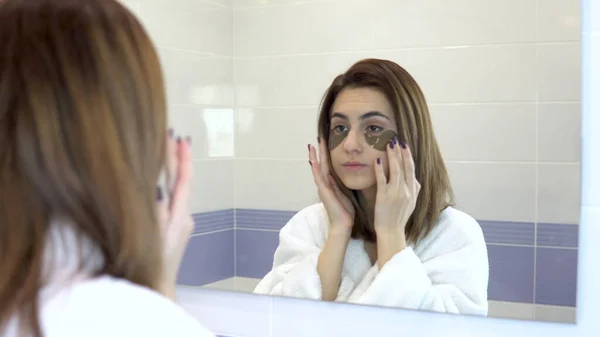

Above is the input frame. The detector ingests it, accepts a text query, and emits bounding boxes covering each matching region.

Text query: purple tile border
[236,229,279,279]
[486,245,535,303]
[178,209,579,307]
[479,220,535,245]
[535,247,578,307]
[537,223,579,248]
[235,209,579,247]
[177,230,234,286]
[235,209,296,231]
[192,209,234,234]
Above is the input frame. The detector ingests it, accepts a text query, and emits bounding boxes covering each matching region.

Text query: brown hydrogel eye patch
[366,129,397,151]
[328,129,348,151]
[328,129,397,152]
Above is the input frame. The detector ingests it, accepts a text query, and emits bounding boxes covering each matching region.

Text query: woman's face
[328,87,398,191]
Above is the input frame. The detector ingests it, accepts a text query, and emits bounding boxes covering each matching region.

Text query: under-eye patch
[328,128,348,151]
[365,129,397,151]
[328,128,397,152]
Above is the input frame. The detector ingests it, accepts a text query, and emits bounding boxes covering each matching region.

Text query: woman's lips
[342,162,367,171]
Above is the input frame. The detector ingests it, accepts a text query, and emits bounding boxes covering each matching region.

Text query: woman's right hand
[308,137,355,235]
[156,131,194,300]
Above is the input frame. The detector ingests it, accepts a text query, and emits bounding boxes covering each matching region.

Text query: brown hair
[0,0,167,336]
[318,58,454,244]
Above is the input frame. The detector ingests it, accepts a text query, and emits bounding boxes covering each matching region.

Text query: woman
[0,0,214,336]
[254,58,489,316]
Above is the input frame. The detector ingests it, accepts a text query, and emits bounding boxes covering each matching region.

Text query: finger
[329,175,347,195]
[156,186,169,230]
[309,144,329,189]
[400,141,417,193]
[395,138,406,187]
[374,157,386,193]
[168,137,193,218]
[387,138,401,188]
[330,175,351,205]
[328,175,341,195]
[318,137,331,179]
[165,129,177,196]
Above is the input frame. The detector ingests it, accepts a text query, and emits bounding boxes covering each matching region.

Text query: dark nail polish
[156,186,163,201]
[168,128,174,138]
[377,158,381,164]
[308,160,312,166]
[389,140,394,149]
[393,136,398,145]
[308,144,310,151]
[400,141,407,149]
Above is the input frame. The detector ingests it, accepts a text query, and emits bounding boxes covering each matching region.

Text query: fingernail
[389,140,394,149]
[168,128,174,138]
[308,160,312,166]
[307,144,310,151]
[377,158,381,165]
[400,141,407,149]
[393,136,398,145]
[186,136,192,144]
[156,186,163,201]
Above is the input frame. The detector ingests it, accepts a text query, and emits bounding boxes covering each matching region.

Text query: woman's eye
[367,125,383,134]
[332,125,348,134]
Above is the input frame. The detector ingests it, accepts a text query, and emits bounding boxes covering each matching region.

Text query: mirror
[128,0,581,324]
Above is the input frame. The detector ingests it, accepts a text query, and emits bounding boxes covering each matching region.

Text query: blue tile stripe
[537,223,579,248]
[234,209,579,247]
[479,220,535,245]
[235,208,296,230]
[192,209,234,234]
[184,209,578,307]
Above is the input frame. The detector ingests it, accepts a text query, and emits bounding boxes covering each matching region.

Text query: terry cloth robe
[253,203,489,316]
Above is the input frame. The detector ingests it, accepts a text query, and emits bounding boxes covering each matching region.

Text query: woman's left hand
[373,137,421,267]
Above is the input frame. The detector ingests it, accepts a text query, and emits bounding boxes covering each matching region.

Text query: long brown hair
[318,58,454,244]
[0,0,167,336]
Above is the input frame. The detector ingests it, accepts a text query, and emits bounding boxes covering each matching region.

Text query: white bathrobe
[4,221,215,337]
[253,203,489,316]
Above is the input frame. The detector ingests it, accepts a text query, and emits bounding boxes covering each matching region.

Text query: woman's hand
[308,137,355,236]
[156,131,194,300]
[373,138,421,268]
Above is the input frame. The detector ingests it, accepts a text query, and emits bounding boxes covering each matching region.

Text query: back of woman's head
[0,0,166,335]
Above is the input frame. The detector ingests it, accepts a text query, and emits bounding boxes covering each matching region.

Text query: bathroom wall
[231,0,581,322]
[123,0,582,323]
[121,0,237,286]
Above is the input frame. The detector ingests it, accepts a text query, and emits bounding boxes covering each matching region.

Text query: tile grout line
[234,209,238,278]
[192,223,578,249]
[232,41,581,59]
[533,0,540,314]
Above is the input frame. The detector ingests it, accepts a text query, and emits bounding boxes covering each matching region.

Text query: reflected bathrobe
[254,203,490,316]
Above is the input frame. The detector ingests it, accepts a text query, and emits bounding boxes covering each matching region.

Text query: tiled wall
[230,0,582,311]
[121,0,238,285]
[125,0,582,315]
[179,0,597,335]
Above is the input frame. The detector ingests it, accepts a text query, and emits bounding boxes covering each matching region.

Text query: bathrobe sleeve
[253,204,356,300]
[349,211,489,316]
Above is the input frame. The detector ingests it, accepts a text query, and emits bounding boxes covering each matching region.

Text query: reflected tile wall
[232,0,582,224]
[129,0,235,215]
[123,0,583,333]
[129,0,598,335]
[230,0,581,312]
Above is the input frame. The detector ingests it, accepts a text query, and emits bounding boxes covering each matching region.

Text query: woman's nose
[342,130,363,152]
